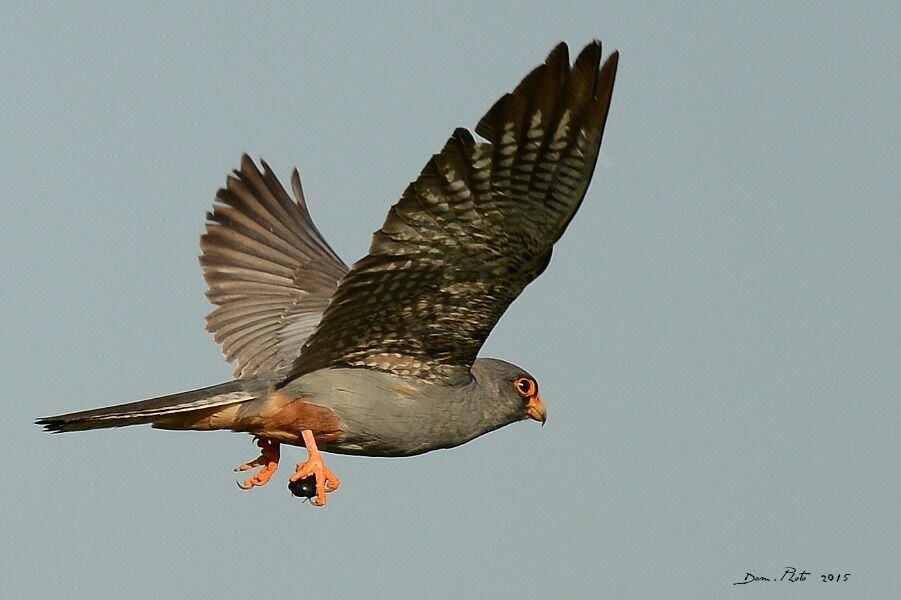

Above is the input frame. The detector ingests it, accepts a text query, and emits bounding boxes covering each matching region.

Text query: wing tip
[475,39,618,141]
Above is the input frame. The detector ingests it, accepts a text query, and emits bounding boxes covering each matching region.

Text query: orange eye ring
[514,377,537,398]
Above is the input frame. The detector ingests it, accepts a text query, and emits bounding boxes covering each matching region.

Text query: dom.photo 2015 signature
[733,567,851,585]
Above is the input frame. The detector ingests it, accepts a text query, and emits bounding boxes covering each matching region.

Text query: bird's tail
[36,377,272,433]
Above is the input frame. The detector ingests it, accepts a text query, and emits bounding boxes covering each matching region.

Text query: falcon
[38,41,618,506]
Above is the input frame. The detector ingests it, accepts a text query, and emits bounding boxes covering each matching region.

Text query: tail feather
[36,378,269,433]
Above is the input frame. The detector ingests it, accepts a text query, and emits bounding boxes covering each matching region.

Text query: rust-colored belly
[256,392,345,446]
[174,391,346,447]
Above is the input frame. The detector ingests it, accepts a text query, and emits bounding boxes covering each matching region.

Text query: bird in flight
[38,41,618,506]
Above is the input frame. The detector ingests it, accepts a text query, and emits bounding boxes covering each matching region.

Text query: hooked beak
[527,394,547,426]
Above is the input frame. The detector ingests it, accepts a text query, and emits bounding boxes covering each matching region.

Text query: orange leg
[234,437,280,490]
[289,430,340,506]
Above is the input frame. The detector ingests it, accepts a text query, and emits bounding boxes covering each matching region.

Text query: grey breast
[287,368,486,457]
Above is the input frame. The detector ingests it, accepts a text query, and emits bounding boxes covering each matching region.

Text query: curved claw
[233,437,280,491]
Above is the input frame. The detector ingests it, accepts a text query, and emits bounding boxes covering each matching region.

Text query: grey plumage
[284,359,537,457]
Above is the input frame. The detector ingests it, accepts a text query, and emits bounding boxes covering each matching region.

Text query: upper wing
[285,41,618,384]
[201,155,348,378]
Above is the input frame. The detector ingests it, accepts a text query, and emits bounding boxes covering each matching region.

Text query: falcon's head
[471,358,547,427]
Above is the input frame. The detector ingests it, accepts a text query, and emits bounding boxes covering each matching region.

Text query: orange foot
[289,430,340,506]
[234,437,280,490]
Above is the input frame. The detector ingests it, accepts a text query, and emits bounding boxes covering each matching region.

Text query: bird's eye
[514,377,536,397]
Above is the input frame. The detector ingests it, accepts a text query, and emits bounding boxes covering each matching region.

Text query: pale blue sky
[3,2,899,598]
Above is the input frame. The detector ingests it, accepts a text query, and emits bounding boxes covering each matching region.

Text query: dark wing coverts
[202,156,348,378]
[287,42,618,383]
